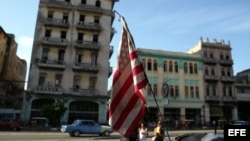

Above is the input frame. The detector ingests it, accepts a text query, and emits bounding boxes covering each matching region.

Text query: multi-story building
[234,68,250,121]
[187,37,237,125]
[22,0,117,125]
[137,48,205,128]
[0,26,27,110]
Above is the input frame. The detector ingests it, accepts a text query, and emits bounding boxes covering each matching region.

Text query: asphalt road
[0,129,223,141]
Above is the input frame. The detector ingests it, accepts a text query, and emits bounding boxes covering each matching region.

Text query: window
[42,48,49,63]
[94,16,100,24]
[220,53,224,59]
[55,74,62,86]
[209,51,214,58]
[212,85,216,96]
[73,75,80,89]
[174,61,178,73]
[89,76,97,89]
[194,63,198,74]
[189,63,193,74]
[204,51,207,57]
[81,0,86,4]
[58,50,65,64]
[76,53,82,64]
[93,34,98,42]
[61,31,66,39]
[79,15,85,22]
[175,86,179,98]
[153,84,157,96]
[223,86,226,96]
[142,59,146,69]
[147,84,151,96]
[227,69,231,77]
[95,0,101,7]
[45,29,51,37]
[211,67,215,76]
[225,53,230,60]
[206,85,210,96]
[91,53,97,64]
[147,59,152,71]
[169,61,173,72]
[48,11,53,19]
[163,60,167,72]
[190,86,194,98]
[221,68,225,76]
[63,13,68,23]
[170,85,174,97]
[38,73,46,86]
[153,60,157,71]
[229,86,232,96]
[195,86,199,98]
[185,86,189,98]
[184,62,188,73]
[65,0,70,2]
[78,33,84,41]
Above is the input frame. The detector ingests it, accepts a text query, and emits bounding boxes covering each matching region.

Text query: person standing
[138,122,148,141]
[153,121,164,141]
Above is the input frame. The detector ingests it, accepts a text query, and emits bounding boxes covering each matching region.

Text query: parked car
[0,118,21,131]
[232,120,249,125]
[60,119,113,137]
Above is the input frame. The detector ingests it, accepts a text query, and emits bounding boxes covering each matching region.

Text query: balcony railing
[205,95,220,101]
[74,40,100,50]
[221,76,235,82]
[36,58,66,69]
[72,63,100,72]
[221,96,236,101]
[76,21,102,31]
[77,4,113,15]
[70,88,99,96]
[203,57,217,64]
[35,86,63,95]
[236,93,250,101]
[43,0,72,9]
[41,37,68,47]
[204,75,219,81]
[44,18,69,28]
[219,59,233,66]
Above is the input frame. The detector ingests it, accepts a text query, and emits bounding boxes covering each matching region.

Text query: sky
[1,0,250,90]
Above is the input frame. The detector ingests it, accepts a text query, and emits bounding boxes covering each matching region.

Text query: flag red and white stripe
[108,16,148,138]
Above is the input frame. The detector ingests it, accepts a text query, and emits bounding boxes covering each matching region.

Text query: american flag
[108,16,148,138]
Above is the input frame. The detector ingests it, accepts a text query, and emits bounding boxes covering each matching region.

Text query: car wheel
[73,130,80,137]
[69,132,74,137]
[103,130,110,136]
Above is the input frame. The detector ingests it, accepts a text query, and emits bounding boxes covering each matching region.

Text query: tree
[42,99,67,127]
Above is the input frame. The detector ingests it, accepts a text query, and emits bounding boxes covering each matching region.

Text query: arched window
[142,58,146,69]
[147,59,152,71]
[184,62,188,73]
[189,63,193,74]
[169,61,173,72]
[163,60,167,72]
[95,0,101,7]
[174,61,178,73]
[194,63,198,74]
[153,59,157,71]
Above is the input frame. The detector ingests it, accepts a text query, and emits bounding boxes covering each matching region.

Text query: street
[0,129,223,141]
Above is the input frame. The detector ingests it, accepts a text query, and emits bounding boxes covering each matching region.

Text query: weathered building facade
[0,26,27,110]
[187,37,237,125]
[138,48,205,127]
[22,0,117,125]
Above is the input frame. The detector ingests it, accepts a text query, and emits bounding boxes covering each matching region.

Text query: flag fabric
[108,16,148,138]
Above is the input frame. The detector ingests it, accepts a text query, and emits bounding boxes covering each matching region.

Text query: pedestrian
[153,121,164,141]
[138,122,148,141]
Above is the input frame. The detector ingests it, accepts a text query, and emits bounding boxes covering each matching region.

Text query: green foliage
[41,99,67,127]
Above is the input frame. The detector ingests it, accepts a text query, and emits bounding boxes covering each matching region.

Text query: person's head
[157,121,162,127]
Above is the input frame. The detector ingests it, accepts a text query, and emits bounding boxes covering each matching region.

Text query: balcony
[44,18,69,28]
[74,40,100,50]
[219,59,233,66]
[36,58,66,70]
[221,76,235,82]
[236,93,250,101]
[203,57,217,64]
[43,0,72,9]
[70,88,99,96]
[35,86,63,95]
[41,37,68,47]
[77,4,113,16]
[72,63,100,72]
[221,96,236,102]
[76,21,102,31]
[205,95,220,101]
[204,75,219,81]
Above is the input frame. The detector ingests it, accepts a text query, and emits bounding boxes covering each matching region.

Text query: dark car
[60,119,113,137]
[0,118,21,131]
